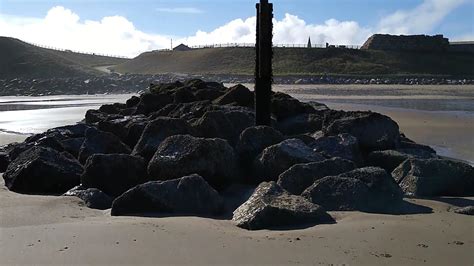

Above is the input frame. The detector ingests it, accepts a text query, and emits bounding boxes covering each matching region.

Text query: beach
[0,84,473,265]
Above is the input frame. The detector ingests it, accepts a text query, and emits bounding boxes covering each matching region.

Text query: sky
[0,0,473,57]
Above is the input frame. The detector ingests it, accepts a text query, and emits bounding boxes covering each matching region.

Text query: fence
[26,41,131,59]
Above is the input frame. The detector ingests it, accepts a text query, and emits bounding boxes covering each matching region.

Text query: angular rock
[78,128,131,164]
[64,185,113,210]
[310,133,363,165]
[85,109,122,124]
[111,174,223,216]
[81,154,148,197]
[213,84,254,108]
[367,149,436,173]
[3,147,83,194]
[453,206,474,216]
[61,137,84,158]
[173,86,197,103]
[132,117,194,161]
[254,139,325,182]
[392,158,474,197]
[232,182,333,230]
[126,95,140,108]
[271,92,315,120]
[302,176,370,211]
[235,126,284,167]
[148,135,239,188]
[277,158,356,195]
[194,89,224,101]
[26,123,92,143]
[277,113,324,135]
[134,92,173,115]
[324,111,400,151]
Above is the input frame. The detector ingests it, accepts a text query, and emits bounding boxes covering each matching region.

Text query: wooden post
[255,0,273,126]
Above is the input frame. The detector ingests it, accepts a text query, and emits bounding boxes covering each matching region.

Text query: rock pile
[1,79,473,230]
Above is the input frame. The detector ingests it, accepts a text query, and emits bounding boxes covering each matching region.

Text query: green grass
[114,47,474,77]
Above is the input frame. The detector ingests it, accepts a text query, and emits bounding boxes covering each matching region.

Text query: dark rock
[235,126,284,168]
[61,137,84,158]
[392,158,474,197]
[302,176,370,211]
[153,100,212,121]
[26,123,92,143]
[85,109,122,124]
[148,135,239,188]
[192,109,254,145]
[310,133,363,165]
[78,128,131,164]
[132,117,194,161]
[3,147,83,194]
[134,92,173,115]
[253,139,325,181]
[213,84,254,108]
[0,151,10,173]
[99,103,126,114]
[277,113,324,135]
[367,149,436,173]
[63,185,113,210]
[232,182,333,230]
[98,115,147,140]
[173,86,197,103]
[126,96,140,108]
[453,206,474,216]
[111,174,223,216]
[278,158,356,195]
[81,154,148,197]
[324,111,400,151]
[271,92,315,120]
[194,89,224,101]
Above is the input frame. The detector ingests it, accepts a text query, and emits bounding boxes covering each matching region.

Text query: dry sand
[1,178,473,266]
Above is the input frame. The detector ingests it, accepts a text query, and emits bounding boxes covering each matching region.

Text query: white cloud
[0,1,470,58]
[377,0,466,34]
[156,7,203,14]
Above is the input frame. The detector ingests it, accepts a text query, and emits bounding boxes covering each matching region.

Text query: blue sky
[0,0,473,57]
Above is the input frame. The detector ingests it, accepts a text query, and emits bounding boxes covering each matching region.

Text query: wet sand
[0,178,472,265]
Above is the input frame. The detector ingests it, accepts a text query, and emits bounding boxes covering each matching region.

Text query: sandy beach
[0,177,472,265]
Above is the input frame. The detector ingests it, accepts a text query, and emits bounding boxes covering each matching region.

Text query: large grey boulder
[277,158,356,195]
[213,84,254,108]
[78,128,131,164]
[3,147,83,194]
[367,149,436,173]
[324,111,400,151]
[63,185,113,210]
[147,135,239,188]
[111,174,223,216]
[232,182,333,230]
[310,133,363,165]
[132,117,194,161]
[392,158,474,197]
[253,139,325,182]
[81,154,148,197]
[235,126,284,168]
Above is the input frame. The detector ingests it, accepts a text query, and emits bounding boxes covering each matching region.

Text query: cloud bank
[0,0,469,57]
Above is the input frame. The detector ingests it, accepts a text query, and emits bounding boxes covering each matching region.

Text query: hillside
[113,47,474,77]
[0,37,128,79]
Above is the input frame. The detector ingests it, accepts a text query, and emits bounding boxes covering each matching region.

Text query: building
[173,44,192,51]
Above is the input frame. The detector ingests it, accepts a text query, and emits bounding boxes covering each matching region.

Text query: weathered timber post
[255,0,273,126]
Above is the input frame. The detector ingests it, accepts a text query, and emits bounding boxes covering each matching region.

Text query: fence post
[255,0,273,126]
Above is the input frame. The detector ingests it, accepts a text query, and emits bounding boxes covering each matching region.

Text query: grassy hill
[114,47,474,77]
[0,37,129,79]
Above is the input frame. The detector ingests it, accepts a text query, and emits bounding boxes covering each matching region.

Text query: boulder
[152,100,212,121]
[111,174,223,216]
[61,137,84,158]
[173,86,197,103]
[98,115,147,140]
[392,158,474,197]
[132,117,194,161]
[126,95,140,108]
[85,109,122,124]
[310,133,363,165]
[99,103,126,114]
[324,111,400,151]
[235,126,284,168]
[213,84,254,108]
[302,176,370,211]
[271,92,315,120]
[81,154,148,197]
[134,92,173,115]
[78,128,131,164]
[277,158,356,195]
[63,185,113,210]
[25,123,92,143]
[453,206,474,216]
[192,109,254,145]
[148,135,239,188]
[232,182,333,230]
[194,89,224,101]
[367,149,435,173]
[3,147,83,194]
[253,139,325,181]
[277,113,324,135]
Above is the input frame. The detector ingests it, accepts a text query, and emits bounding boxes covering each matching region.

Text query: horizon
[0,0,473,57]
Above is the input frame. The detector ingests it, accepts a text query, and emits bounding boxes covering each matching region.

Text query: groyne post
[255,0,273,126]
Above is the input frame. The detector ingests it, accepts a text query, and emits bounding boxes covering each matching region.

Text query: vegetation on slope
[114,47,474,77]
